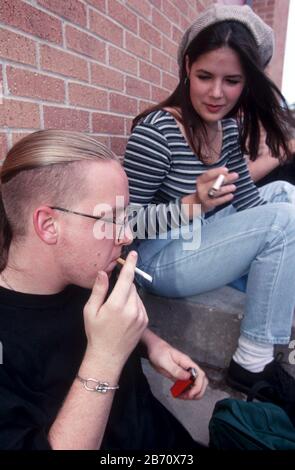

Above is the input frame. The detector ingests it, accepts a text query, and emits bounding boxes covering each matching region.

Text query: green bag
[209,398,295,450]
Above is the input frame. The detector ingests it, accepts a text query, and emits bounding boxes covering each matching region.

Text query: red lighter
[170,367,197,398]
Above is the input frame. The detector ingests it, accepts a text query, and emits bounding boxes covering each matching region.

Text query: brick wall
[252,0,275,26]
[0,0,213,159]
[0,0,289,160]
[252,0,290,89]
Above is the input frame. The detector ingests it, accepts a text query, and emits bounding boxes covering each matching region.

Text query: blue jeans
[132,181,295,345]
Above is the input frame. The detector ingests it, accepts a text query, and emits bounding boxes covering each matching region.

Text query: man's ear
[185,55,190,78]
[33,206,58,245]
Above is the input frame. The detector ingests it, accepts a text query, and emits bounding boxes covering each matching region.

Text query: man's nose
[117,223,133,246]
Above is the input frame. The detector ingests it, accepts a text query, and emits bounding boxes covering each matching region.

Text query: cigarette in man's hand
[117,257,153,283]
[208,174,225,198]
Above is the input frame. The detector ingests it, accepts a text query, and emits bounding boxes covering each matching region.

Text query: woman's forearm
[246,146,280,183]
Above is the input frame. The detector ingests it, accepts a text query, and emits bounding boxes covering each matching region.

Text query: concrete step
[139,286,295,370]
[140,286,245,370]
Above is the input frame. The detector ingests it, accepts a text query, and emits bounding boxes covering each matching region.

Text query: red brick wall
[252,0,290,88]
[0,0,213,159]
[0,0,288,160]
[252,0,275,26]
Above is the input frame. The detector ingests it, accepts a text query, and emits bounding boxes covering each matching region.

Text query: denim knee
[260,180,295,204]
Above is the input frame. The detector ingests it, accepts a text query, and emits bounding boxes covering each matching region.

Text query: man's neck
[0,243,65,295]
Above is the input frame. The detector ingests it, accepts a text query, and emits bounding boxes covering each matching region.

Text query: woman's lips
[205,104,223,113]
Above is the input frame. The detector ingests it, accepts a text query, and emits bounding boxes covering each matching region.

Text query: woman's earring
[184,76,189,86]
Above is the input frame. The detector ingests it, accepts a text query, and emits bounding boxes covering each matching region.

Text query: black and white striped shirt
[124,110,265,236]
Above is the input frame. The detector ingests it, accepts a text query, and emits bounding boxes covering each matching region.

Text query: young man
[0,130,207,450]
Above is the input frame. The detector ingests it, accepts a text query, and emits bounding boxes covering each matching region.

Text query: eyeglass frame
[49,206,133,241]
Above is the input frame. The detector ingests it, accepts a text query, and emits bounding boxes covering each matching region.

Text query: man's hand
[142,330,208,400]
[83,251,148,371]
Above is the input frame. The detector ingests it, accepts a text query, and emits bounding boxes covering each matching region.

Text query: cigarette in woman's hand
[117,257,153,283]
[208,174,225,199]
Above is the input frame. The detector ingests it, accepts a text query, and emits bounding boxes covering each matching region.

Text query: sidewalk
[142,360,232,446]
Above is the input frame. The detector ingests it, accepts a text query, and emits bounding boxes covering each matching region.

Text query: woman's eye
[197,75,210,80]
[226,79,241,85]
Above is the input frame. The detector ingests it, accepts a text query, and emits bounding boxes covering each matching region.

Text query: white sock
[233,335,274,373]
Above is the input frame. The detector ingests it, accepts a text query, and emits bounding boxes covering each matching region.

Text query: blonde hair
[0,130,119,271]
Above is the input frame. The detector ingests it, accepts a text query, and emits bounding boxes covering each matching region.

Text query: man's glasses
[49,206,133,241]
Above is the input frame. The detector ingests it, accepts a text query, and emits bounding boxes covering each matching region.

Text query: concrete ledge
[140,286,245,369]
[140,286,295,371]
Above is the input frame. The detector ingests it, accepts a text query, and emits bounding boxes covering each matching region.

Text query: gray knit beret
[177,4,274,70]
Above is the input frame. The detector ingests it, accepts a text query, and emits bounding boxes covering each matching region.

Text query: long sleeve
[124,123,190,237]
[227,146,266,211]
[124,114,266,235]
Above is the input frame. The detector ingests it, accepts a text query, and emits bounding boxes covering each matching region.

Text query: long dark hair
[132,21,294,162]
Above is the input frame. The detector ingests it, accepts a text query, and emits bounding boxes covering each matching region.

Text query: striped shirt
[124,109,265,236]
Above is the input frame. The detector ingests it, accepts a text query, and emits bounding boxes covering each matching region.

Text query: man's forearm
[48,355,122,450]
[141,328,166,355]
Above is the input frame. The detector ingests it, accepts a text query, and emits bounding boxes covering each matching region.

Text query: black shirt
[0,285,200,450]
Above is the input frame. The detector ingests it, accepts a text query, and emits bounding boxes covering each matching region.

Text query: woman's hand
[182,167,238,215]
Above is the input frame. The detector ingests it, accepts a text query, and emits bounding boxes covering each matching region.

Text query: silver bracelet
[76,375,119,394]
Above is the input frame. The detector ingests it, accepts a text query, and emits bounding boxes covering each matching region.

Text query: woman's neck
[205,120,222,136]
[164,106,223,163]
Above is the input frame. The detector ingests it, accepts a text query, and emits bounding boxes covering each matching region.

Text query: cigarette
[117,257,153,283]
[211,174,225,191]
[208,174,225,198]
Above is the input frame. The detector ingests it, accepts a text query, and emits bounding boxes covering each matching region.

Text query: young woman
[123,5,295,405]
